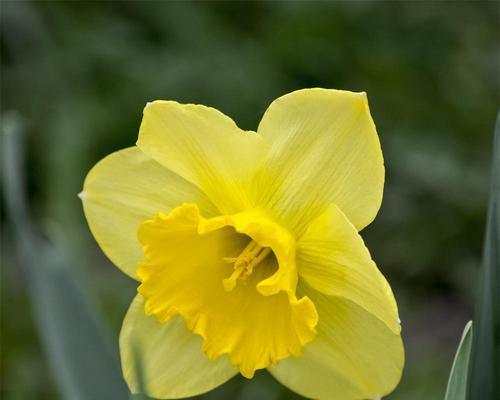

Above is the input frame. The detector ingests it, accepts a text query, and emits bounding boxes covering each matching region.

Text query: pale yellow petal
[297,203,400,333]
[80,147,217,279]
[254,88,384,234]
[120,295,238,399]
[268,286,404,400]
[137,204,317,378]
[137,101,267,214]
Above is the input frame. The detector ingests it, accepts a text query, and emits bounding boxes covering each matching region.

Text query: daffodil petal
[80,147,217,279]
[297,203,400,333]
[268,287,404,400]
[255,88,384,233]
[137,203,317,378]
[120,295,238,399]
[137,101,267,214]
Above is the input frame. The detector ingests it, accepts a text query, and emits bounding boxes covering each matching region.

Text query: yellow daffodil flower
[80,88,404,400]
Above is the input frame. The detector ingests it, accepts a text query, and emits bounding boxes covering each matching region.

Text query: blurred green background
[1,1,498,399]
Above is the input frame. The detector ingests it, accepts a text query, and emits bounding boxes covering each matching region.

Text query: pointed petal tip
[143,101,155,114]
[77,191,87,201]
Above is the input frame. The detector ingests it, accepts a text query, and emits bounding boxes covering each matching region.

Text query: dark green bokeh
[1,1,498,399]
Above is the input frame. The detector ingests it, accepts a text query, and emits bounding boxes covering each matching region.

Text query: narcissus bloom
[80,88,404,400]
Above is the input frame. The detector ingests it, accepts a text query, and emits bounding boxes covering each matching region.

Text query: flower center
[222,240,272,291]
[137,203,318,378]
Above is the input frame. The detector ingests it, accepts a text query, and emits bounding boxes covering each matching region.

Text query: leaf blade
[466,113,500,400]
[445,321,473,400]
[1,113,129,400]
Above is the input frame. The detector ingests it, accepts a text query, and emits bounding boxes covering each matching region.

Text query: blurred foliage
[1,1,498,399]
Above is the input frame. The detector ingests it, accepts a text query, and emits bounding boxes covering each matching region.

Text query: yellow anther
[222,240,272,291]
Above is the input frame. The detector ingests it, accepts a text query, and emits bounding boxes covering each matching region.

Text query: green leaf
[467,113,500,400]
[445,321,473,400]
[1,113,129,400]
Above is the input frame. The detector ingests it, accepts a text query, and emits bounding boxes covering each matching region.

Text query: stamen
[222,240,272,291]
